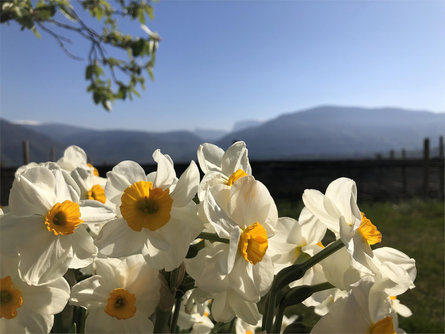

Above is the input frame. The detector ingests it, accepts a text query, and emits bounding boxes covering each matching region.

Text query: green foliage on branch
[0,0,160,111]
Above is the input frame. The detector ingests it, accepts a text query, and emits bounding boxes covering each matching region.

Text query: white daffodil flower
[389,296,412,318]
[303,177,382,272]
[197,141,252,200]
[0,165,115,286]
[176,291,214,334]
[269,208,326,273]
[0,255,70,333]
[235,316,261,334]
[186,176,278,324]
[96,150,202,271]
[57,145,90,171]
[312,276,404,334]
[70,255,160,333]
[297,246,360,316]
[71,166,108,204]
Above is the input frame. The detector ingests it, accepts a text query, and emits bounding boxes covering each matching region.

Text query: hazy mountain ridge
[216,106,445,159]
[0,119,66,165]
[2,106,444,166]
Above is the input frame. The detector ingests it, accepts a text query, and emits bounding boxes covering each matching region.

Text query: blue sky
[1,0,444,132]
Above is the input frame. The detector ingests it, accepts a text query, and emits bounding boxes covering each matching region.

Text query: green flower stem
[153,308,171,333]
[170,296,182,334]
[275,239,345,291]
[197,232,230,244]
[272,304,286,334]
[169,268,179,291]
[272,282,334,333]
[263,239,345,333]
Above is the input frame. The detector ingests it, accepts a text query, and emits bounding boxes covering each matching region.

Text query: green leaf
[147,67,154,81]
[130,39,145,57]
[85,65,94,80]
[145,6,154,20]
[137,8,145,24]
[31,26,41,38]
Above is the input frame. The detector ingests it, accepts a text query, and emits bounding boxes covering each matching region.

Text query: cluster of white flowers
[0,142,416,333]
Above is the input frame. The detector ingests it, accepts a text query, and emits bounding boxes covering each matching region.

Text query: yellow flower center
[104,288,136,320]
[45,201,83,235]
[0,276,23,319]
[87,184,106,203]
[87,163,99,176]
[120,181,173,232]
[238,222,268,264]
[369,316,396,334]
[358,212,382,245]
[226,169,248,186]
[246,331,253,334]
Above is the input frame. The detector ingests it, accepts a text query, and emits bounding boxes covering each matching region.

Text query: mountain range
[1,106,444,167]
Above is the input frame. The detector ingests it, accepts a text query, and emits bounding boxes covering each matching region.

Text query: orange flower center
[226,169,248,186]
[87,163,99,176]
[358,212,382,245]
[120,181,173,232]
[0,276,23,319]
[45,200,83,235]
[104,288,136,320]
[369,316,396,334]
[87,184,106,203]
[238,222,268,264]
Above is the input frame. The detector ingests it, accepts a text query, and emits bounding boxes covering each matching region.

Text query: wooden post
[423,138,430,197]
[439,136,444,199]
[389,150,395,160]
[50,148,55,162]
[401,148,407,197]
[22,141,29,164]
[440,136,444,159]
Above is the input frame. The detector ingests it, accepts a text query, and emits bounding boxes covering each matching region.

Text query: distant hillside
[14,122,203,165]
[217,106,445,159]
[232,119,263,132]
[194,128,227,141]
[3,106,444,166]
[0,119,65,166]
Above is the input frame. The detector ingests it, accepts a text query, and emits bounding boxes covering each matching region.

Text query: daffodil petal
[18,232,73,286]
[153,149,176,189]
[197,143,225,174]
[170,161,199,207]
[221,141,251,176]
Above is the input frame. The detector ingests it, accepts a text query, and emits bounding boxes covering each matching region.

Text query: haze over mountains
[1,106,444,166]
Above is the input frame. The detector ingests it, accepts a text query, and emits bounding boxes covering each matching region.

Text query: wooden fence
[1,138,443,205]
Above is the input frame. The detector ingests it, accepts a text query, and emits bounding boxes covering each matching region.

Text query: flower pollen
[226,169,248,186]
[45,201,83,235]
[0,276,23,319]
[238,221,268,264]
[104,288,136,320]
[120,181,173,232]
[87,184,106,203]
[358,212,382,245]
[369,316,396,334]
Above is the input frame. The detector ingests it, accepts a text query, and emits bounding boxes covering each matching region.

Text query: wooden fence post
[50,148,55,162]
[401,148,407,197]
[423,138,430,197]
[440,136,444,199]
[22,141,29,164]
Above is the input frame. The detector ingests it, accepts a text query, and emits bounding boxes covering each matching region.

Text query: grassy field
[276,198,444,333]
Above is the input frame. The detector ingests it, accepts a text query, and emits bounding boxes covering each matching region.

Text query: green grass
[275,198,445,333]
